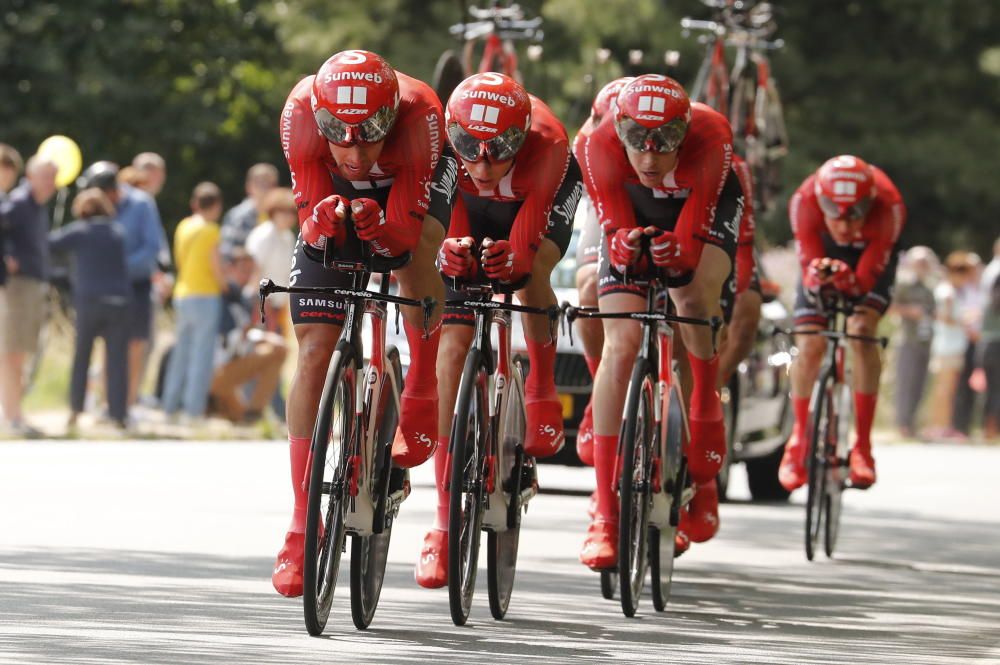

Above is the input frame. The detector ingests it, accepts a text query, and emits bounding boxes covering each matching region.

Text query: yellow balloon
[37,135,83,188]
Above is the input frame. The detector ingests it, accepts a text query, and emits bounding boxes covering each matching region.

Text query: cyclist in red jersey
[572,77,633,467]
[577,75,743,569]
[415,73,583,588]
[272,50,457,597]
[779,155,905,492]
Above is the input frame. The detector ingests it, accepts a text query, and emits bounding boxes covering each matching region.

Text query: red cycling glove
[609,228,642,273]
[352,198,420,258]
[303,194,349,249]
[649,230,695,274]
[481,239,528,283]
[830,263,862,297]
[438,237,477,279]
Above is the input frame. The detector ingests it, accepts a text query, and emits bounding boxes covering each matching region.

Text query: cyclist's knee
[796,333,826,366]
[603,324,641,374]
[576,267,598,307]
[847,309,879,337]
[294,326,338,375]
[439,326,473,366]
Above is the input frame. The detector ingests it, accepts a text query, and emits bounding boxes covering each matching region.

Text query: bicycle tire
[618,360,655,617]
[432,50,467,106]
[600,570,617,600]
[804,370,833,562]
[651,390,685,611]
[448,349,489,626]
[349,347,403,630]
[487,355,526,620]
[303,344,356,636]
[824,383,851,558]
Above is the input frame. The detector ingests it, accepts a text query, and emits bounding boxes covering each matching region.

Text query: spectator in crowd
[220,163,278,258]
[162,182,224,421]
[0,144,23,197]
[208,248,287,424]
[924,251,978,439]
[952,252,984,436]
[77,161,164,411]
[971,238,1000,439]
[0,144,24,290]
[0,155,57,436]
[245,187,296,327]
[117,166,146,189]
[49,189,130,430]
[131,152,166,198]
[891,246,939,438]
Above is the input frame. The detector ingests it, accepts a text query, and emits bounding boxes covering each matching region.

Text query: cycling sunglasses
[817,193,873,221]
[314,106,396,146]
[615,116,688,154]
[447,122,527,163]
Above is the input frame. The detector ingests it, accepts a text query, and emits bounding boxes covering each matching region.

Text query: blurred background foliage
[1,0,997,253]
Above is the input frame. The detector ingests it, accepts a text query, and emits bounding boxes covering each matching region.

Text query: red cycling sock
[687,353,722,420]
[791,395,810,445]
[288,435,311,533]
[403,319,440,399]
[525,337,558,401]
[594,435,619,523]
[433,437,450,531]
[585,353,600,379]
[854,392,877,454]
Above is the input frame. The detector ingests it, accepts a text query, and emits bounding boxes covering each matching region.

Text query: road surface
[1,441,998,664]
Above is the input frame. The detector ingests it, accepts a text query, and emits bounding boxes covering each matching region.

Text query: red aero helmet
[311,50,400,146]
[814,155,876,221]
[614,74,691,153]
[591,76,634,123]
[446,72,531,162]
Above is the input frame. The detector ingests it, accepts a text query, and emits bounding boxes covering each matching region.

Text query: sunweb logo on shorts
[337,86,368,105]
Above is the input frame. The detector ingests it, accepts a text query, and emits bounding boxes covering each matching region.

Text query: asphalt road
[1,440,998,664]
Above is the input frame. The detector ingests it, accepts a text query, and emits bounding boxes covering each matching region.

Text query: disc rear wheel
[805,374,833,562]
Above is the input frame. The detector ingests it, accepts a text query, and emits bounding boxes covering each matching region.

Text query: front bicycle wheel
[448,350,489,626]
[618,361,655,617]
[824,382,851,558]
[303,344,356,636]
[350,347,403,630]
[487,356,526,620]
[804,371,833,562]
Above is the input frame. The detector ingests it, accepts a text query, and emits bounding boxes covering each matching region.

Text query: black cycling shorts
[596,169,743,301]
[793,245,899,327]
[443,155,583,326]
[289,152,458,326]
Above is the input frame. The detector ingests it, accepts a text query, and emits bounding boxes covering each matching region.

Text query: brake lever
[257,279,274,326]
[421,296,436,338]
[709,315,723,354]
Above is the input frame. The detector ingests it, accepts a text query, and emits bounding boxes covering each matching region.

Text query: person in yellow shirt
[162,182,225,421]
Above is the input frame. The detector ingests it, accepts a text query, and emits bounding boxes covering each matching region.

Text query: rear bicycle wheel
[804,372,833,562]
[448,350,489,626]
[487,356,526,620]
[432,50,467,105]
[303,344,356,636]
[618,361,655,617]
[651,390,685,612]
[349,348,403,630]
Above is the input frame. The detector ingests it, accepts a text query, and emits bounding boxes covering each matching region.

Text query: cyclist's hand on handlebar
[438,236,477,279]
[829,262,861,296]
[352,198,418,258]
[351,198,383,241]
[648,228,693,272]
[480,238,524,283]
[609,227,645,273]
[805,257,838,289]
[303,194,349,248]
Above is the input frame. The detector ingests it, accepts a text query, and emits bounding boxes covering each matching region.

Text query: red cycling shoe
[525,398,565,458]
[272,531,305,597]
[778,439,808,492]
[674,527,691,558]
[392,394,438,468]
[576,399,595,466]
[580,519,618,570]
[849,447,876,489]
[682,480,720,543]
[415,528,448,589]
